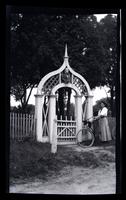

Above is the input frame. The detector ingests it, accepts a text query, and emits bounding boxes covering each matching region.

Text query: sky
[94,14,107,21]
[10,14,113,107]
[94,14,117,21]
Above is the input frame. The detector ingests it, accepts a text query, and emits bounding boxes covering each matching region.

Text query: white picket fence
[10,112,36,141]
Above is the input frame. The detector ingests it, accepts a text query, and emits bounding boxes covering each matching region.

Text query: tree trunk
[58,87,72,119]
[20,85,35,112]
[58,88,64,118]
[67,88,71,119]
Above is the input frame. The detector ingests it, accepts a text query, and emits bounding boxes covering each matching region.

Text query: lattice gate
[57,116,77,145]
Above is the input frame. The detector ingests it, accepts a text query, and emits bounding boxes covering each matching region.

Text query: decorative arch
[35,44,93,143]
[51,83,81,96]
[37,44,91,96]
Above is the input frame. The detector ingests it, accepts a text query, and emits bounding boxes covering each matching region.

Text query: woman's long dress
[98,107,112,141]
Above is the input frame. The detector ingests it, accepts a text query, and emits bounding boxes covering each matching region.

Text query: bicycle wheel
[76,127,95,148]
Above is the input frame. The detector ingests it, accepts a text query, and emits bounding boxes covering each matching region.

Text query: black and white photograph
[7,6,121,195]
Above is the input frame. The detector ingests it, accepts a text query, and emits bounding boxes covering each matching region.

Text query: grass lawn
[9,140,115,183]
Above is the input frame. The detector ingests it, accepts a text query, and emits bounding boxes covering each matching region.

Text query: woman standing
[95,101,112,142]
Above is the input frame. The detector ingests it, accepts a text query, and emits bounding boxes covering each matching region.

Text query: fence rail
[10,112,36,141]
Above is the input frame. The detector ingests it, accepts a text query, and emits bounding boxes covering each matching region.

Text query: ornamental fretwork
[42,74,59,95]
[41,66,88,96]
[61,67,71,84]
[73,75,88,95]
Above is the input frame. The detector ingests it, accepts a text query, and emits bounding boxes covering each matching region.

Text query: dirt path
[9,145,116,194]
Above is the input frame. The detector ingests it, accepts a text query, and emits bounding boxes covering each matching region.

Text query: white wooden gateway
[35,45,93,145]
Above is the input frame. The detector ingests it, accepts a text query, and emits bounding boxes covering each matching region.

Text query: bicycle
[76,117,96,148]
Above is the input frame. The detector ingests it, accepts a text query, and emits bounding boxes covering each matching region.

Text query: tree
[10,14,40,110]
[97,15,117,115]
[10,13,100,110]
[93,97,116,117]
[10,13,117,115]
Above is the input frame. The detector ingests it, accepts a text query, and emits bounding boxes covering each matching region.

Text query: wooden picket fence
[10,112,36,141]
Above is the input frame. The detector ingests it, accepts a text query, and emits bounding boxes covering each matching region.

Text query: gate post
[51,116,57,153]
[48,94,57,144]
[75,95,83,136]
[35,94,44,142]
[86,94,93,122]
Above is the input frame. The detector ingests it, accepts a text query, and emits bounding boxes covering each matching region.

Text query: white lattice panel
[73,75,88,95]
[42,74,59,95]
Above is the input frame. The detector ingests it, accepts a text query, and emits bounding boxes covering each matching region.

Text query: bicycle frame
[83,120,92,129]
[76,119,95,148]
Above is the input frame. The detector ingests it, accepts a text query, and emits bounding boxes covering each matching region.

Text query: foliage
[93,97,116,116]
[10,13,117,114]
[10,104,35,114]
[97,15,117,115]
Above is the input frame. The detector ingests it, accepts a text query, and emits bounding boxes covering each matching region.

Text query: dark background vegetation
[10,9,118,116]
